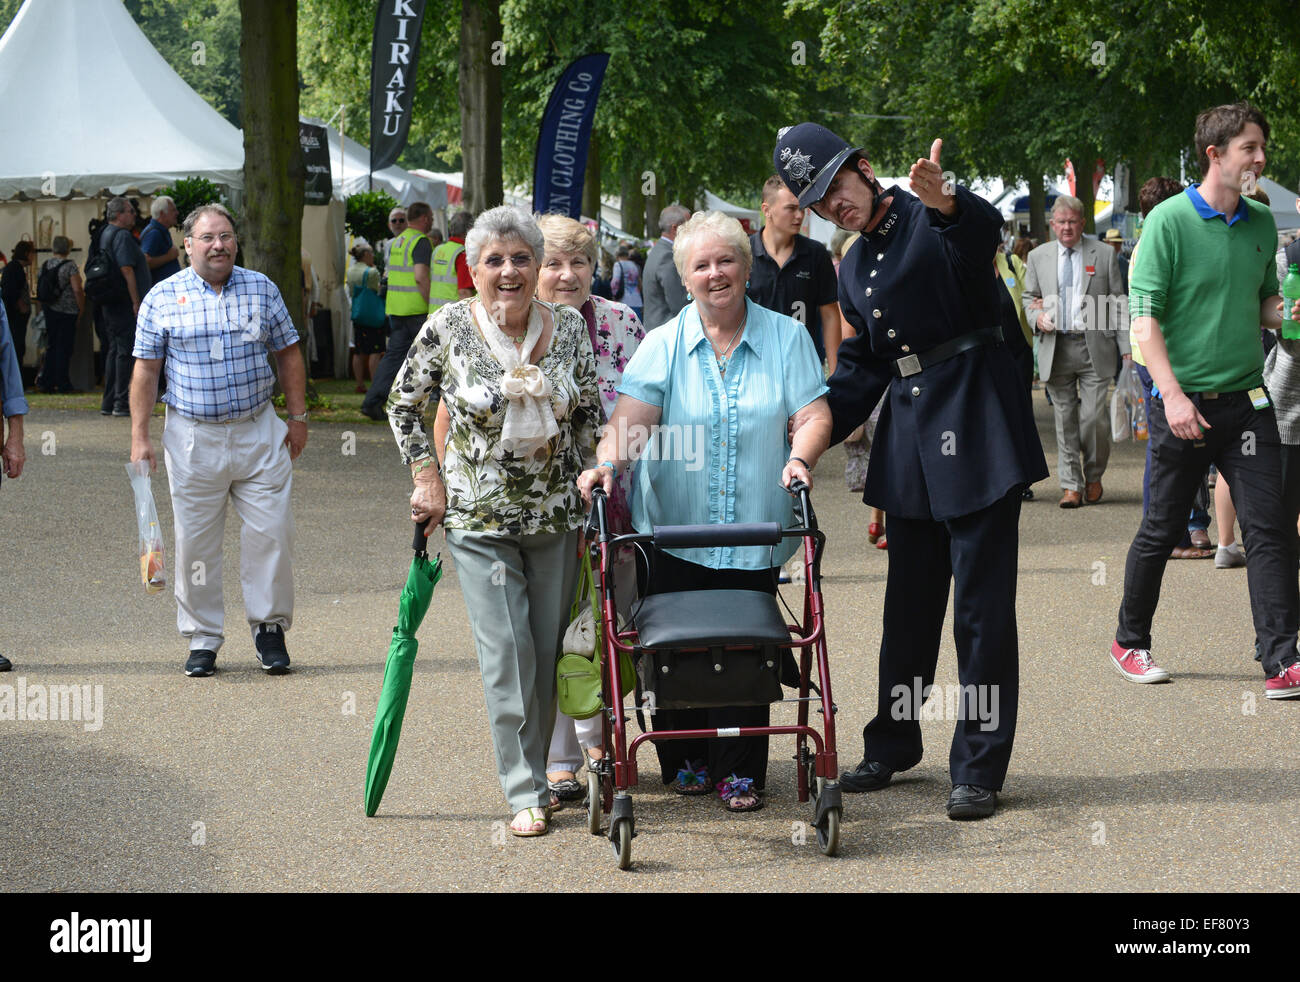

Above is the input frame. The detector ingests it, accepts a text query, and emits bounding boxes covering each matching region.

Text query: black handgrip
[413,520,431,553]
[584,486,608,540]
[652,522,783,549]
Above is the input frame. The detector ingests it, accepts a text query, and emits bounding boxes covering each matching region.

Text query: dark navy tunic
[829,185,1047,520]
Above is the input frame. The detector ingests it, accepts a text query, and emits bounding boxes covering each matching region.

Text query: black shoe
[0,654,12,672]
[360,405,387,422]
[254,624,291,674]
[947,784,997,820]
[1021,486,1034,501]
[184,650,217,677]
[840,759,899,793]
[112,408,130,417]
[99,408,112,416]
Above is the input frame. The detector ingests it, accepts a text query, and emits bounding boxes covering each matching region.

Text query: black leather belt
[891,326,1003,378]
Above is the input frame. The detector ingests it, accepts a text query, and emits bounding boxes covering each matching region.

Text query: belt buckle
[1201,392,1219,400]
[897,354,922,377]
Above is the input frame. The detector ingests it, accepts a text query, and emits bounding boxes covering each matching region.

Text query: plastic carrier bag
[1111,360,1148,443]
[126,460,167,594]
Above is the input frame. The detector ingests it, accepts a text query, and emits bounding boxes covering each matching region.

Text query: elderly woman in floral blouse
[533,213,645,801]
[388,206,601,838]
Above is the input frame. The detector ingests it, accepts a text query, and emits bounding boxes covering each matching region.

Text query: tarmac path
[2,398,1297,891]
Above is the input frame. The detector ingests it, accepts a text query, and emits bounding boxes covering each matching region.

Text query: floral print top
[585,295,645,419]
[387,299,601,534]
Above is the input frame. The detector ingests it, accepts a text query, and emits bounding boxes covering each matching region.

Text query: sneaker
[1109,640,1171,683]
[254,624,291,674]
[1215,544,1246,569]
[184,650,217,677]
[1265,662,1300,700]
[111,408,130,417]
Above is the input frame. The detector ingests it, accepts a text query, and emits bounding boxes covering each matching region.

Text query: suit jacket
[830,186,1048,521]
[642,236,688,330]
[1022,235,1130,380]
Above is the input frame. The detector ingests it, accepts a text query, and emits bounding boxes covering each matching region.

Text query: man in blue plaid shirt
[129,204,309,678]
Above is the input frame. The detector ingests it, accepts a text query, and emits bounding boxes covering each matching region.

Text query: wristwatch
[287,412,309,422]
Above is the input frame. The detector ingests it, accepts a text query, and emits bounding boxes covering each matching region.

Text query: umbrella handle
[413,519,431,554]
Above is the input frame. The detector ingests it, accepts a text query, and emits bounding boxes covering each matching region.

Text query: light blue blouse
[617,298,828,570]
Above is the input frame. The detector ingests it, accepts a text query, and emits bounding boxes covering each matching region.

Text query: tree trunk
[582,134,601,223]
[1073,151,1099,236]
[620,172,645,238]
[239,0,313,395]
[459,0,503,213]
[1028,178,1047,243]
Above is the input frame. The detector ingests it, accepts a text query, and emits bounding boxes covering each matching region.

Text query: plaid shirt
[134,266,299,421]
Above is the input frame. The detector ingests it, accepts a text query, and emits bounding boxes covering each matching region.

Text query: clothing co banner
[299,122,332,205]
[369,0,428,175]
[531,53,610,218]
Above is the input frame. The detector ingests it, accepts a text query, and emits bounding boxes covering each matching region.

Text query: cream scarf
[472,298,559,457]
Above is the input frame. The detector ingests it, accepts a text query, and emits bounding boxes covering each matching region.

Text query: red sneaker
[1110,640,1171,683]
[1265,662,1300,700]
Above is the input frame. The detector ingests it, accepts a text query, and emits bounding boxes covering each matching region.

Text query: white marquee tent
[0,0,245,201]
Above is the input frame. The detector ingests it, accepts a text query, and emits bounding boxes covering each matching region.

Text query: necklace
[712,315,746,377]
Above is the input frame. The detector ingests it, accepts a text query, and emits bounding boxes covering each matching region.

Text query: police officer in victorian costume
[777,123,1047,819]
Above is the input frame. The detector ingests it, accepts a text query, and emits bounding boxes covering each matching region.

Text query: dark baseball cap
[773,122,866,208]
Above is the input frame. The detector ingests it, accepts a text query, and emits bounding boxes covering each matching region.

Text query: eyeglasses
[191,232,236,245]
[482,253,534,269]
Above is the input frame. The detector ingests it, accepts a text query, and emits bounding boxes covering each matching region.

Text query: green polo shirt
[1129,187,1279,393]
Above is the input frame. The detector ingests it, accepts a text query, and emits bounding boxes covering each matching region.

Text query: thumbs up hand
[909,138,957,215]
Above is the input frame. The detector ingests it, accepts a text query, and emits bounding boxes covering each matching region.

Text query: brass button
[870,269,877,278]
[877,252,884,260]
[911,386,921,396]
[901,344,910,352]
[872,309,882,319]
[866,287,873,296]
[887,329,896,339]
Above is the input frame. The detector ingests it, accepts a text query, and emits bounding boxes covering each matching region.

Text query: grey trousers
[445,526,580,813]
[1045,334,1111,491]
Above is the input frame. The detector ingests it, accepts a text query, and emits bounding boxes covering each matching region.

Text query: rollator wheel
[612,818,633,870]
[586,770,602,836]
[816,807,841,856]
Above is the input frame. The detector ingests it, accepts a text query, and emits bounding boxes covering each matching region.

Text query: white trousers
[162,402,295,653]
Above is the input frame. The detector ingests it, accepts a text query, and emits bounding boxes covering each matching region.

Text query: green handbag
[556,549,634,720]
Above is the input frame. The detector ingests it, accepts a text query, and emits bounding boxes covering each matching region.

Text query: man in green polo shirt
[1112,101,1300,699]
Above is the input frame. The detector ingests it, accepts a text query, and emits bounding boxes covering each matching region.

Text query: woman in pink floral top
[535,214,644,801]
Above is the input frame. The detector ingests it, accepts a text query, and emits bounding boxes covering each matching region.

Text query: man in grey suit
[642,204,691,329]
[1022,195,1131,508]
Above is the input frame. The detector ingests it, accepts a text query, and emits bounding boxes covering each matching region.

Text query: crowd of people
[2,99,1299,837]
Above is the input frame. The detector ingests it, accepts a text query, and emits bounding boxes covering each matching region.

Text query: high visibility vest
[429,240,467,310]
[995,251,1032,346]
[385,227,431,316]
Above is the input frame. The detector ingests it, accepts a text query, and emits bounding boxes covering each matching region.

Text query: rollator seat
[634,589,790,650]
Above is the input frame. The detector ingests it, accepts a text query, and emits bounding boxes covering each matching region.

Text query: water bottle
[1283,263,1300,340]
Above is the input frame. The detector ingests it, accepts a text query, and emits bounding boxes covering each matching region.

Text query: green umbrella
[364,525,443,817]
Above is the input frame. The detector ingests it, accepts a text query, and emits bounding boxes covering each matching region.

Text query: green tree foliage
[125,0,243,126]
[798,0,1300,207]
[345,189,400,249]
[156,176,230,227]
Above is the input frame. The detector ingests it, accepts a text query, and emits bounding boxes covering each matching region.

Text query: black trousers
[4,305,27,377]
[361,314,424,416]
[41,309,78,391]
[862,490,1022,790]
[1117,392,1299,675]
[635,548,778,791]
[99,303,135,413]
